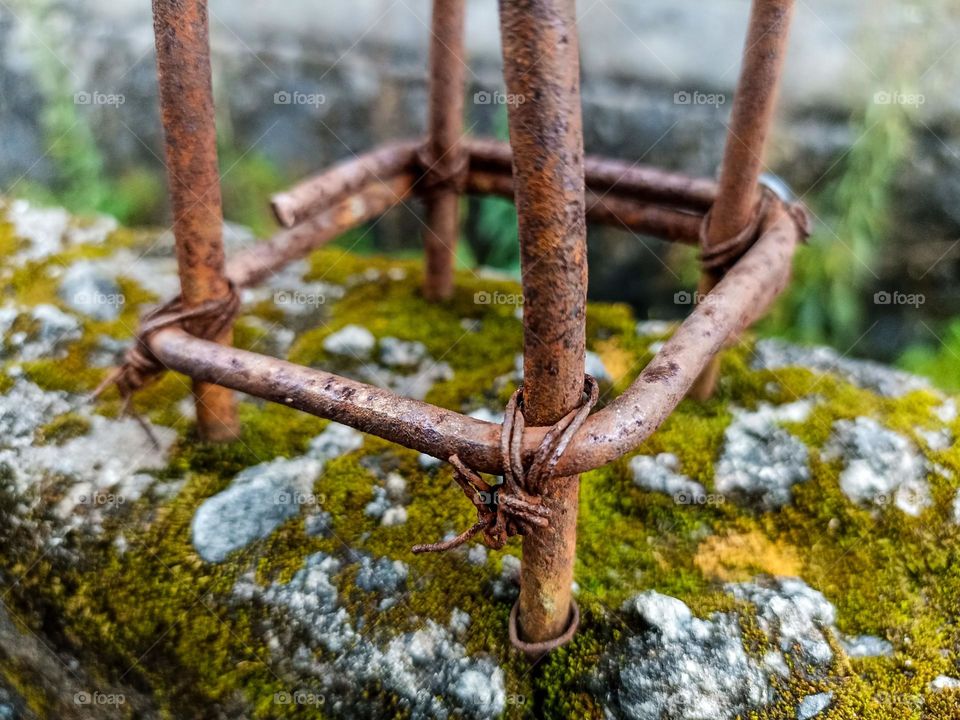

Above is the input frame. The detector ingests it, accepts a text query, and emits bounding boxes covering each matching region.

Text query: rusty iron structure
[117,0,809,653]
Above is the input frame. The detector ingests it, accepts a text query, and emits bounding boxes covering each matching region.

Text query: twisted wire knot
[92,282,240,443]
[415,143,470,195]
[412,375,599,554]
[699,185,812,273]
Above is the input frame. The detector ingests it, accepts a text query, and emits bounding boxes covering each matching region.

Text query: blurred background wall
[2,0,959,386]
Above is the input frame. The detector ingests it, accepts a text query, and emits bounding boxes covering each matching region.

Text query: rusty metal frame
[141,0,802,651]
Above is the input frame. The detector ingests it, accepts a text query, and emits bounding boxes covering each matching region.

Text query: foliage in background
[761,98,913,348]
[898,319,960,392]
[471,106,521,276]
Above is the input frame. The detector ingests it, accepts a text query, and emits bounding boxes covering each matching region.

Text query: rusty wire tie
[699,184,812,272]
[92,282,241,444]
[413,375,599,555]
[414,144,470,196]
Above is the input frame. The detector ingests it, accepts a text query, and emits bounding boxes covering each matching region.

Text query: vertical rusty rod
[499,0,588,645]
[152,0,239,440]
[421,0,468,301]
[691,0,795,400]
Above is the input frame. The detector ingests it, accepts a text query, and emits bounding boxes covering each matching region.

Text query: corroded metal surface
[150,205,801,478]
[421,0,468,301]
[151,0,238,440]
[229,174,417,288]
[138,0,803,653]
[498,0,588,645]
[270,141,419,229]
[693,0,796,399]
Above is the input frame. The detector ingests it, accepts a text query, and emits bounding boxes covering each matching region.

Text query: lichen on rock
[1,202,960,719]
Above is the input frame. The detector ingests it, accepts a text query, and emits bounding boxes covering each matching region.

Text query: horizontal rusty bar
[271,138,717,235]
[466,169,702,243]
[229,173,417,287]
[465,137,717,212]
[151,204,799,476]
[270,140,421,228]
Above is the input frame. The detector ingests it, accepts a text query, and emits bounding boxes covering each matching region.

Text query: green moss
[3,224,960,717]
[35,412,91,445]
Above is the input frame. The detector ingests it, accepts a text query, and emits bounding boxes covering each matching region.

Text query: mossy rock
[1,199,959,719]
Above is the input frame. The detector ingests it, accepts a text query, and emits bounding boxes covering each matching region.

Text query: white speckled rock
[824,417,931,516]
[713,400,813,509]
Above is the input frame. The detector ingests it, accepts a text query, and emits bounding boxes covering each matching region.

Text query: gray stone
[304,511,332,537]
[841,634,893,658]
[380,506,408,527]
[2,304,82,362]
[726,578,837,665]
[355,555,407,596]
[240,551,506,719]
[929,675,960,691]
[191,455,323,562]
[713,400,813,509]
[307,422,364,461]
[323,324,376,358]
[58,261,124,320]
[797,692,832,719]
[603,578,841,720]
[823,417,931,516]
[752,339,931,398]
[379,337,428,368]
[609,592,774,720]
[629,452,707,505]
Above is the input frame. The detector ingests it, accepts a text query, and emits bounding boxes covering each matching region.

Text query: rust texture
[270,141,419,228]
[465,169,703,243]
[229,174,417,287]
[421,0,468,301]
[122,0,806,654]
[149,205,802,479]
[151,0,238,440]
[692,0,796,400]
[465,137,717,211]
[498,0,587,646]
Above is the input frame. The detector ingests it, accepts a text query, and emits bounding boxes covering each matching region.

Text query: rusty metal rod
[270,141,420,229]
[498,0,588,647]
[466,169,703,243]
[421,0,468,301]
[692,0,796,400]
[152,0,238,441]
[149,207,800,479]
[229,173,417,287]
[465,137,717,211]
[274,138,716,226]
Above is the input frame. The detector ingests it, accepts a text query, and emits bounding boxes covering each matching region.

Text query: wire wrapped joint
[412,375,599,555]
[699,185,812,273]
[92,282,241,441]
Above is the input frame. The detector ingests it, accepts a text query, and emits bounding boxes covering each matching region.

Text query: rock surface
[1,204,959,719]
